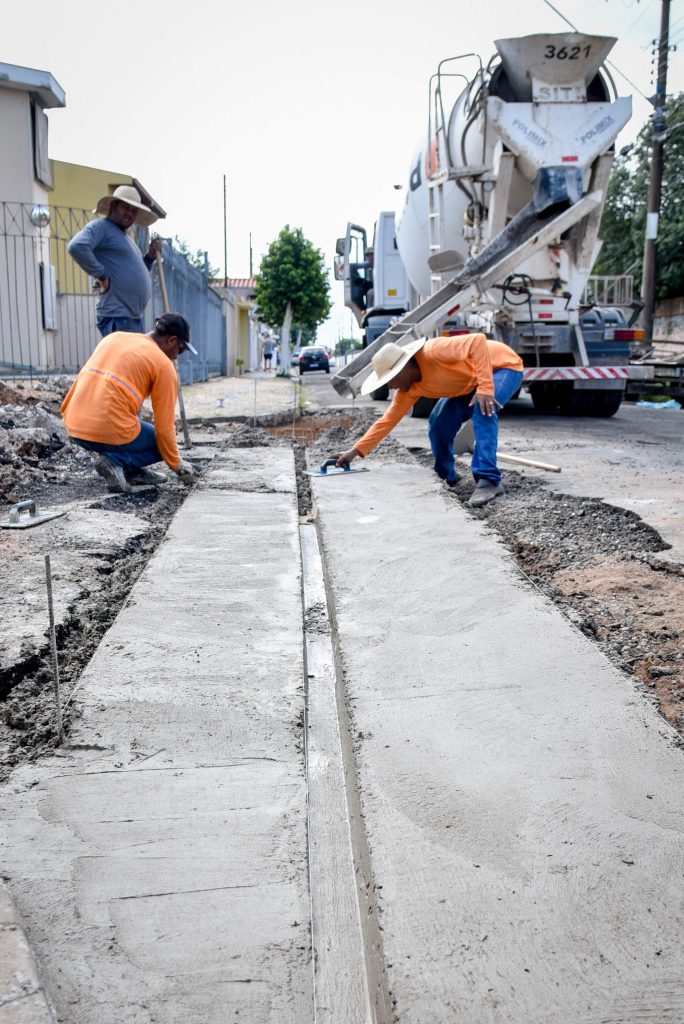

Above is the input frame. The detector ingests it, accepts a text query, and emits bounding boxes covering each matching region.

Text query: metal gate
[0,201,226,382]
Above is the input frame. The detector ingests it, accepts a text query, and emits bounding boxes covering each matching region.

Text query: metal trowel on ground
[305,458,369,478]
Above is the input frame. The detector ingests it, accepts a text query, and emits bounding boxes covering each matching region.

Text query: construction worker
[67,185,162,337]
[335,334,524,507]
[61,313,197,495]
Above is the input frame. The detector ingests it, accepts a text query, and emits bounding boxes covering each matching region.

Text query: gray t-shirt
[68,217,152,318]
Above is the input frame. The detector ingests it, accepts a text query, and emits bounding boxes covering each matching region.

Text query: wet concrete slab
[0,449,312,1024]
[311,455,684,1024]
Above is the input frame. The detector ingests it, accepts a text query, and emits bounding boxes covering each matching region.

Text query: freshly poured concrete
[1,450,311,1024]
[312,457,684,1023]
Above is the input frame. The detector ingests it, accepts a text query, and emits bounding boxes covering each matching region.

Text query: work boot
[445,472,461,488]
[468,479,504,508]
[94,454,131,494]
[125,466,166,486]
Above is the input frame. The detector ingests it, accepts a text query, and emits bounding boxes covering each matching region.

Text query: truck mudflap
[331,190,603,398]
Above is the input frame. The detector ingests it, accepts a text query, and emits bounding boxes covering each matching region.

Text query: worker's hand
[470,391,502,417]
[92,276,109,294]
[175,458,196,482]
[148,237,162,261]
[335,447,361,468]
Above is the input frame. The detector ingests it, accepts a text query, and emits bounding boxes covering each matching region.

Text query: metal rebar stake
[44,555,64,744]
[254,377,257,427]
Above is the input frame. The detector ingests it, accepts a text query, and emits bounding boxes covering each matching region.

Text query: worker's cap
[154,313,198,355]
[360,337,427,396]
[95,185,159,228]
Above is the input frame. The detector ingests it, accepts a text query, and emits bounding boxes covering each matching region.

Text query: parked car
[298,347,330,374]
[291,347,302,367]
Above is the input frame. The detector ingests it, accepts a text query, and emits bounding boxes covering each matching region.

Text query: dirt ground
[1,386,682,783]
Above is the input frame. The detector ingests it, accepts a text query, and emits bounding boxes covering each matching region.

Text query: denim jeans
[96,315,144,338]
[71,421,162,470]
[428,368,524,485]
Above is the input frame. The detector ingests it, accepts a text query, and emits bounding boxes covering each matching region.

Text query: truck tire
[558,388,596,416]
[529,383,560,413]
[591,389,623,417]
[410,397,438,418]
[370,384,390,401]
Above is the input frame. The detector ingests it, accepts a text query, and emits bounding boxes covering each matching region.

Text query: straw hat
[95,185,159,228]
[360,337,427,396]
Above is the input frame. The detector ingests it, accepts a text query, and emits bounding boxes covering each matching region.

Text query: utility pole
[249,232,253,277]
[223,175,228,288]
[641,0,671,343]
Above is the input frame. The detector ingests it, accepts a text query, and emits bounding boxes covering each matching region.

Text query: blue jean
[428,368,524,485]
[71,421,162,470]
[96,315,144,337]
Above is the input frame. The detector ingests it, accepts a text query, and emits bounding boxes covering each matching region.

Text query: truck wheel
[591,390,623,417]
[370,384,390,401]
[558,388,597,416]
[529,384,560,413]
[410,397,438,418]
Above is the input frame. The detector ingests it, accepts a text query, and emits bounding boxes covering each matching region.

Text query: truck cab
[335,213,412,331]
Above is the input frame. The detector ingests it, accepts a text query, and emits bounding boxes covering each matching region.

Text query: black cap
[154,313,197,355]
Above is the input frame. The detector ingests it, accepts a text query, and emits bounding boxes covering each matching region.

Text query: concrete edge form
[300,525,386,1023]
[0,883,55,1024]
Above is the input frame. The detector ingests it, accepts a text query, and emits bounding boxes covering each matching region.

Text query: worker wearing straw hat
[335,333,523,507]
[68,185,162,338]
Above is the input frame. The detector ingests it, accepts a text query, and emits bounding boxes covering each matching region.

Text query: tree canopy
[595,92,684,301]
[255,226,331,332]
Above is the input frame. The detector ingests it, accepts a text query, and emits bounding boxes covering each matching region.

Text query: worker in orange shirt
[335,334,524,507]
[61,312,197,495]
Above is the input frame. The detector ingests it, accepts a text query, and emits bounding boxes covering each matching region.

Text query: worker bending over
[335,334,523,507]
[61,312,197,495]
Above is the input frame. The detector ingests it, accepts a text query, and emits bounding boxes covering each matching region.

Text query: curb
[0,883,54,1023]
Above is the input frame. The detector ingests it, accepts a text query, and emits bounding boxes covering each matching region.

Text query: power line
[628,0,657,31]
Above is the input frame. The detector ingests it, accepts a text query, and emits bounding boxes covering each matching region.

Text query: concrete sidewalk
[180,371,297,421]
[3,431,684,1024]
[1,449,311,1024]
[311,454,684,1024]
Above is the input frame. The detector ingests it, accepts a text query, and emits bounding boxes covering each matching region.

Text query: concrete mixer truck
[333,31,649,415]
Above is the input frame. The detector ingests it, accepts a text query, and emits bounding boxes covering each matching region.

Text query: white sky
[4,0,683,346]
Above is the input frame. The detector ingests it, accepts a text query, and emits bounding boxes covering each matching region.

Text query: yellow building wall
[50,160,130,214]
[48,161,133,296]
[238,307,250,366]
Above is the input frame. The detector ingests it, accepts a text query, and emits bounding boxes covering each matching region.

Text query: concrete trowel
[305,458,369,478]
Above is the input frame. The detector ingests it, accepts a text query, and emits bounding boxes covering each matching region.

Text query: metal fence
[0,200,226,382]
[581,275,634,308]
[149,242,227,385]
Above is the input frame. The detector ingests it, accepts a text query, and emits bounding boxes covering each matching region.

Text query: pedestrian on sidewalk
[68,185,162,338]
[262,336,275,370]
[335,334,523,507]
[60,313,198,494]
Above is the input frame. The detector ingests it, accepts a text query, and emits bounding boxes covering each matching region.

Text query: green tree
[255,226,331,375]
[595,93,684,300]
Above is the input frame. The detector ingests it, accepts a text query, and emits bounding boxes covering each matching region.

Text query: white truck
[333,32,649,415]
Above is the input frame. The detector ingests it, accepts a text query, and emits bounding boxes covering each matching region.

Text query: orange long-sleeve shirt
[355,334,523,458]
[61,332,181,470]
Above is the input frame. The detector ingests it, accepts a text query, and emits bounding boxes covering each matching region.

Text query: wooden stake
[498,452,561,473]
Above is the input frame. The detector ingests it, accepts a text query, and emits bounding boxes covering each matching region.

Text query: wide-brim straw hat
[95,185,159,228]
[360,337,427,396]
